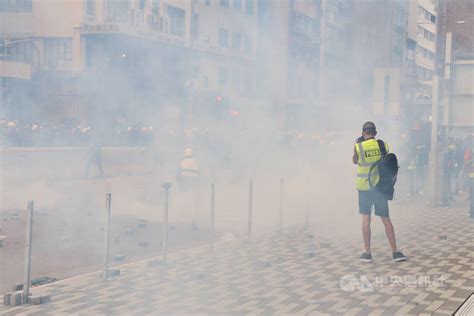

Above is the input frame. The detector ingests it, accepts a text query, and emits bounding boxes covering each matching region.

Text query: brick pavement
[1,200,473,315]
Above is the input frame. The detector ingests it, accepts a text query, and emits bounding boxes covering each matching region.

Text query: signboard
[80,23,185,46]
[80,23,120,33]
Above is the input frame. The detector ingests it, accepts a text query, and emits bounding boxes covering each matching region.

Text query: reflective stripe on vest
[355,139,387,191]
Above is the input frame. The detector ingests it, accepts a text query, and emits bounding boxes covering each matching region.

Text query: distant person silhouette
[85,136,104,177]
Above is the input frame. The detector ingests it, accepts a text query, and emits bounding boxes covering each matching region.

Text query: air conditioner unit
[162,16,170,33]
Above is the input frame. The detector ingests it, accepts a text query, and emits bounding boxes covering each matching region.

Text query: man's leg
[362,214,371,253]
[380,217,397,252]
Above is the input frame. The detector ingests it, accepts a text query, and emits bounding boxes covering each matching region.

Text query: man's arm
[353,146,358,165]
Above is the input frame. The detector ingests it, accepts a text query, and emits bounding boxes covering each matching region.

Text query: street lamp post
[429,19,469,205]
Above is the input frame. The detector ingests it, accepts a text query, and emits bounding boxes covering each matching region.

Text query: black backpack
[368,140,399,200]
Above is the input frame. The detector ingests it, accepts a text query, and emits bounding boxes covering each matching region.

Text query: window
[422,29,435,42]
[231,33,241,50]
[106,0,129,22]
[424,10,430,20]
[220,0,229,8]
[85,0,96,16]
[393,29,404,55]
[5,41,32,62]
[205,0,210,6]
[245,0,254,15]
[243,71,252,95]
[44,38,73,66]
[219,28,229,48]
[0,0,33,12]
[419,26,435,42]
[231,69,240,90]
[232,0,241,10]
[243,35,251,53]
[167,5,185,36]
[417,66,433,81]
[417,26,423,36]
[417,46,435,60]
[139,0,146,10]
[419,6,436,23]
[151,0,159,15]
[218,67,229,87]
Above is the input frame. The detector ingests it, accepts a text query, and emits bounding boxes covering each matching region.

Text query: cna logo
[339,275,374,292]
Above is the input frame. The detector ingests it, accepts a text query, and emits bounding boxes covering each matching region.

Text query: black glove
[356,136,365,143]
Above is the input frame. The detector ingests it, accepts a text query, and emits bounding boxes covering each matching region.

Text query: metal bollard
[103,193,112,282]
[23,201,34,304]
[305,201,310,230]
[161,183,172,265]
[279,178,284,233]
[248,180,253,241]
[209,183,215,250]
[470,178,474,219]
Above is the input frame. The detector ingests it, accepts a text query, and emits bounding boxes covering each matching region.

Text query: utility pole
[318,0,326,108]
[428,0,445,205]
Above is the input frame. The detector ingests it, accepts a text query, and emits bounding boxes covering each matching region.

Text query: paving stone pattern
[1,200,473,315]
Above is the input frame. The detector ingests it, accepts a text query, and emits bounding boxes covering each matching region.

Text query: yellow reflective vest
[355,138,389,191]
[180,156,199,177]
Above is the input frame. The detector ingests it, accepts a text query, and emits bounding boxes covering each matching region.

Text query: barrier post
[305,201,310,230]
[209,183,215,249]
[248,181,253,241]
[279,178,284,233]
[22,201,34,303]
[103,193,112,282]
[161,183,172,264]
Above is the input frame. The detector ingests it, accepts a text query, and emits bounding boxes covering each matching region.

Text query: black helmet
[362,121,377,134]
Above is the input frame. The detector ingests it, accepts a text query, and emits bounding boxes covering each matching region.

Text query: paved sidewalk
[1,200,473,315]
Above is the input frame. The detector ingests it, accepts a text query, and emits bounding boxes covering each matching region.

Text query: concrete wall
[0,12,34,36]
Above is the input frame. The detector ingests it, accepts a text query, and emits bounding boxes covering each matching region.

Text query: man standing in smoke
[353,122,406,262]
[178,148,200,229]
[85,133,104,178]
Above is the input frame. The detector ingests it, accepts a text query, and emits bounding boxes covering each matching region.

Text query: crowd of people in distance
[0,119,156,147]
[401,129,473,199]
[0,118,340,149]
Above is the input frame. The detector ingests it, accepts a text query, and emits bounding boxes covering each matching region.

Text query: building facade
[407,0,438,101]
[403,0,438,123]
[351,0,408,117]
[436,0,474,76]
[257,0,322,128]
[0,0,194,124]
[187,0,258,123]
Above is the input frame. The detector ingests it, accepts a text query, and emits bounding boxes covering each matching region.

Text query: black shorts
[358,189,389,217]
